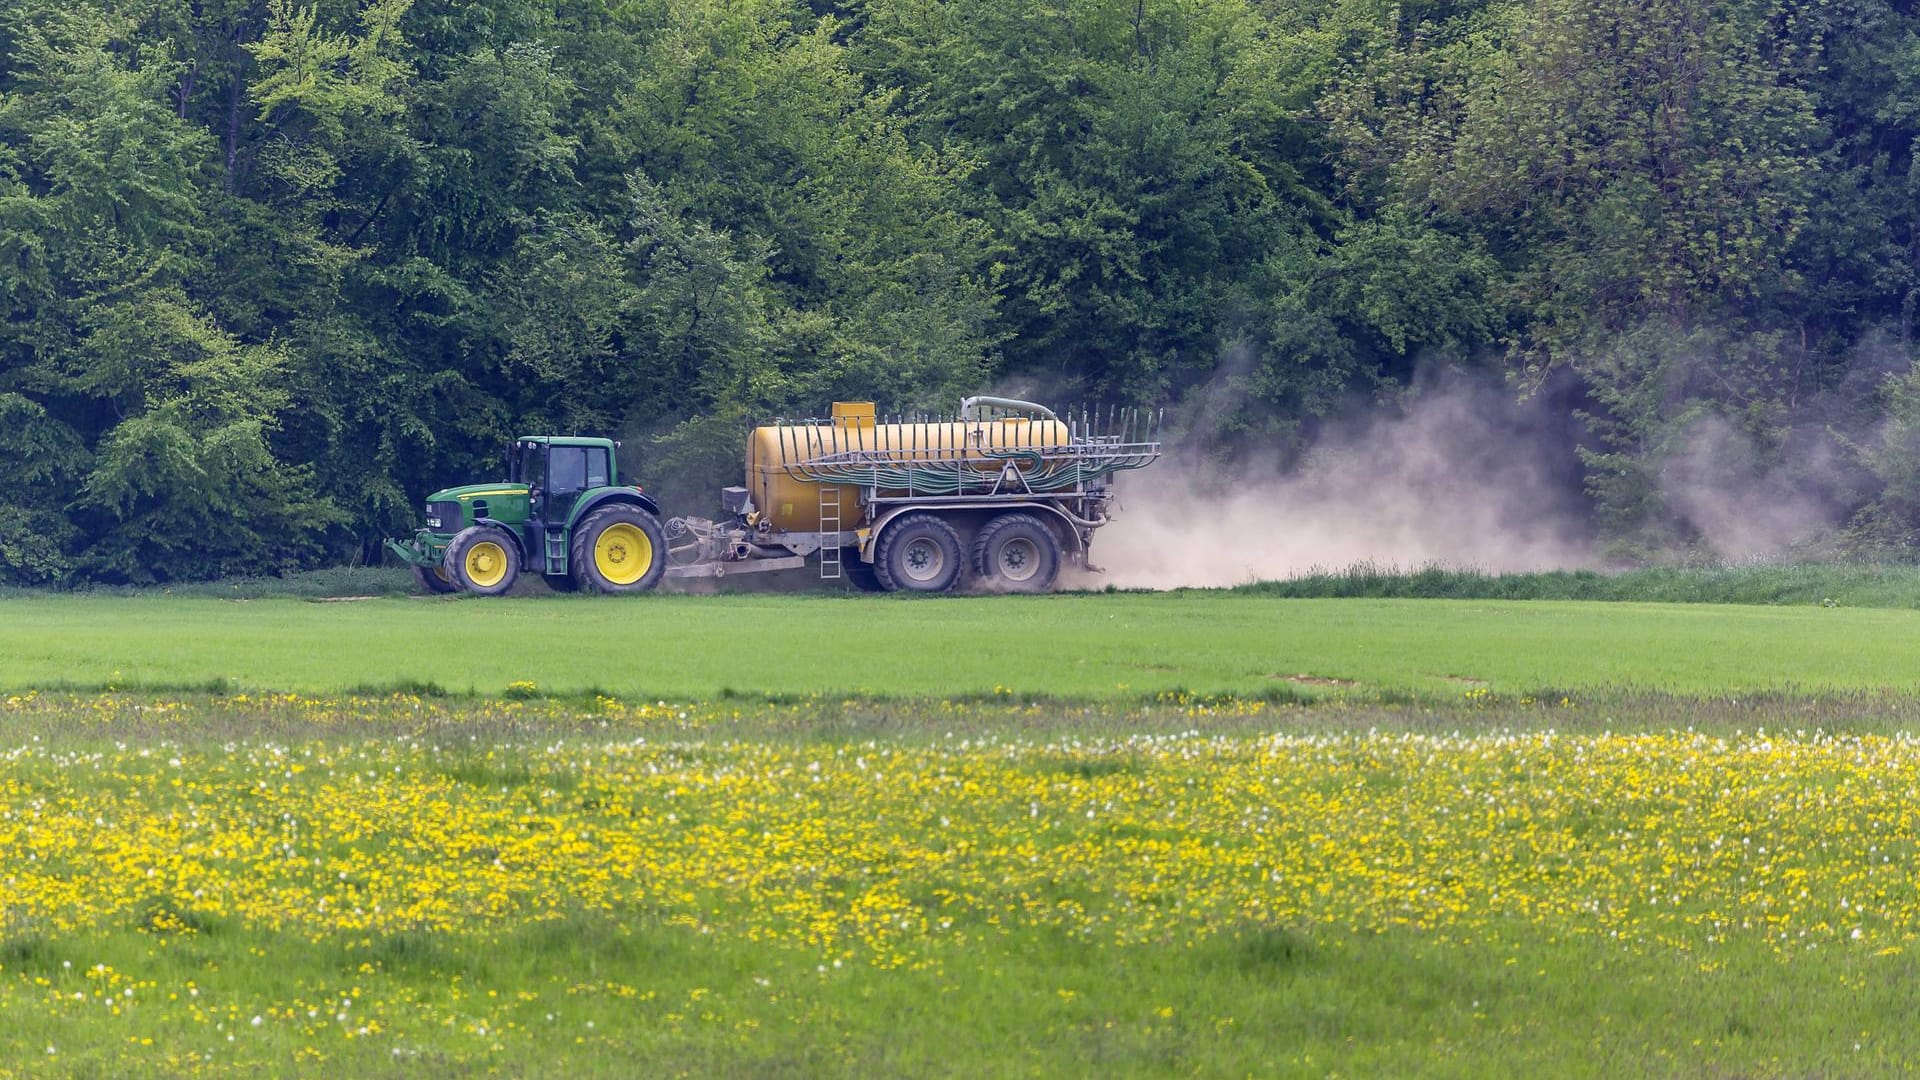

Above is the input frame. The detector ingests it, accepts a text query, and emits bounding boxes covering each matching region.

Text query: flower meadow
[2,691,1918,1074]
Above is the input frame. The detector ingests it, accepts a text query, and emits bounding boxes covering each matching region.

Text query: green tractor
[386,436,667,595]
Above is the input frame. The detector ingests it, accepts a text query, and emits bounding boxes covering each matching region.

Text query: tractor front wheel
[410,562,459,595]
[571,505,668,593]
[444,526,521,595]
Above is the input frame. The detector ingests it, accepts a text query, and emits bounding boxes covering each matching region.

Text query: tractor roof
[512,436,619,448]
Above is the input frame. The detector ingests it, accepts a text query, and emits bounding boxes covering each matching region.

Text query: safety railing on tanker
[769,405,1163,499]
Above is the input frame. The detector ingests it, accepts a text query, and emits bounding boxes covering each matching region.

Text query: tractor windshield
[511,443,546,485]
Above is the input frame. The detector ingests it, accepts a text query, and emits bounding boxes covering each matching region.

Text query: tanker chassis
[387,396,1160,595]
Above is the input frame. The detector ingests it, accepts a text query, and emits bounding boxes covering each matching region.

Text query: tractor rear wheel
[970,513,1061,593]
[444,526,521,595]
[410,562,459,595]
[571,505,668,593]
[874,515,965,593]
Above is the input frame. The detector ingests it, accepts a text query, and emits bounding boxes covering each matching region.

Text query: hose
[960,396,1059,422]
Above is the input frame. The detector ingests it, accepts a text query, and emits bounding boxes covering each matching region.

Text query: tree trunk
[224,23,251,195]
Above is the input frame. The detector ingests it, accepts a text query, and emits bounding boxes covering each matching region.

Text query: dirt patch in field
[1272,674,1356,687]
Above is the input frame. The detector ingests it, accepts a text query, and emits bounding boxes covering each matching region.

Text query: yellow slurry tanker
[391,396,1161,594]
[663,396,1162,592]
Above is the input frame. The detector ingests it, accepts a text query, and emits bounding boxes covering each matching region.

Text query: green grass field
[5,591,1920,1076]
[4,592,1920,700]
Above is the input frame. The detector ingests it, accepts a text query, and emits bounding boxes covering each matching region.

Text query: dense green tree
[0,7,338,581]
[6,0,1920,581]
[854,0,1309,401]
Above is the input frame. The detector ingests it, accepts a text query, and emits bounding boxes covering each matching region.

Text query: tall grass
[1233,559,1920,607]
[0,565,418,600]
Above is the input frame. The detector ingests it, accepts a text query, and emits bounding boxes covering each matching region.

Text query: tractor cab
[386,434,666,595]
[511,437,618,530]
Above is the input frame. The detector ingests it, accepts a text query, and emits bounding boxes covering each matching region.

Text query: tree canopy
[3,0,1919,581]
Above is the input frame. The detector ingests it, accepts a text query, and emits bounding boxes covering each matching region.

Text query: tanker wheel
[842,550,885,592]
[571,505,668,594]
[444,526,521,595]
[874,515,965,593]
[970,513,1061,593]
[410,562,459,595]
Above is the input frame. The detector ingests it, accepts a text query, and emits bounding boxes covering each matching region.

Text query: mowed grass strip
[2,593,1919,700]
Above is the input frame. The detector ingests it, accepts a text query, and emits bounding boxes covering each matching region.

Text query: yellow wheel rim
[593,522,653,586]
[464,541,509,589]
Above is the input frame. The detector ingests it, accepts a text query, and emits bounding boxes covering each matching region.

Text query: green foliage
[69,301,345,580]
[5,0,1920,582]
[855,0,1315,403]
[0,5,345,582]
[0,394,83,584]
[1855,366,1920,543]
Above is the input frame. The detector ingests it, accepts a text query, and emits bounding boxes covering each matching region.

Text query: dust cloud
[1090,376,1597,588]
[1655,415,1850,560]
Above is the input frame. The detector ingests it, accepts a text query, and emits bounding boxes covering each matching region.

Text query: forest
[4,0,1920,583]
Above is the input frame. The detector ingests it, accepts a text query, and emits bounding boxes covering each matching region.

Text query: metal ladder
[543,527,569,576]
[818,486,842,580]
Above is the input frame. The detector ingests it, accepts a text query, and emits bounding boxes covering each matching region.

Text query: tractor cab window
[513,444,546,485]
[585,448,610,488]
[550,447,589,493]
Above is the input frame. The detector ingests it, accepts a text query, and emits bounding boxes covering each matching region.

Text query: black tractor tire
[971,513,1062,593]
[444,526,522,595]
[571,504,669,594]
[842,550,885,592]
[874,514,966,593]
[410,562,459,595]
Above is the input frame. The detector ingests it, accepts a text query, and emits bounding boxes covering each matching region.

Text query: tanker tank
[747,403,1072,532]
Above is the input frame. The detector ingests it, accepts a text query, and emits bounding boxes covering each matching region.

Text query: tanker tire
[970,513,1061,593]
[874,515,965,593]
[410,562,459,595]
[444,526,521,596]
[843,551,885,592]
[571,505,668,594]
